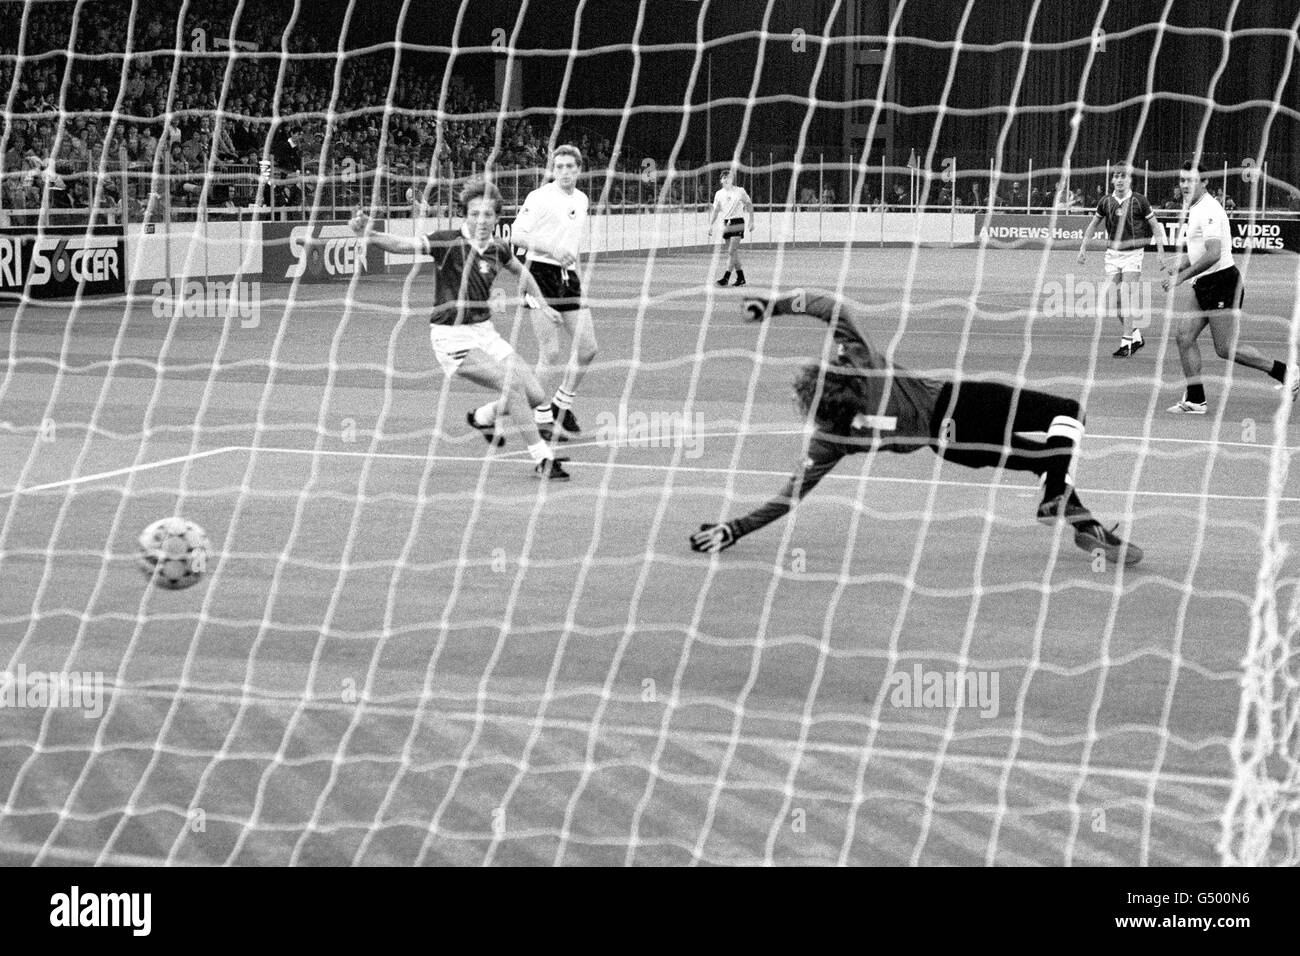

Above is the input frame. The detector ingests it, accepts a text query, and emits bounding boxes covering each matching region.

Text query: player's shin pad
[690,522,738,553]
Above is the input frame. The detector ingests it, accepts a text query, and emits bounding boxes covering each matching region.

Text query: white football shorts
[429,321,516,375]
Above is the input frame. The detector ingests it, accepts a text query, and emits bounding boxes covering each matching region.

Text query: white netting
[1,0,1299,866]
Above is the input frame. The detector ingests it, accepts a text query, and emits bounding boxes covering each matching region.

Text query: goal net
[1,0,1298,866]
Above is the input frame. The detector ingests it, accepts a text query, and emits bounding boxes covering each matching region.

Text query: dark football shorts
[1192,265,1244,312]
[526,260,584,312]
[722,217,745,239]
[929,380,1083,474]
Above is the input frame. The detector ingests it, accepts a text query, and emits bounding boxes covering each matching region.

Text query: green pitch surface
[1,246,1297,865]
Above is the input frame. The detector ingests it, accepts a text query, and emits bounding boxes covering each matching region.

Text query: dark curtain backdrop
[886,0,1300,194]
[381,0,1297,195]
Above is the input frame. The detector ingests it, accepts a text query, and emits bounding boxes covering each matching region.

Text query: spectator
[121,126,143,162]
[1212,187,1236,212]
[3,133,28,174]
[29,153,72,208]
[1163,186,1183,210]
[180,121,210,166]
[168,143,199,203]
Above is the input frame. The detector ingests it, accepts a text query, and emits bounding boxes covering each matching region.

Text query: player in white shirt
[1162,161,1298,413]
[512,144,596,439]
[708,169,754,286]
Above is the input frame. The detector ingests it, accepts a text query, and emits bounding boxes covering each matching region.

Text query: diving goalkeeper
[689,290,1142,565]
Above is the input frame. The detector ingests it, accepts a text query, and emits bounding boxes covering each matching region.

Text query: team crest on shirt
[478,260,491,274]
[568,207,577,219]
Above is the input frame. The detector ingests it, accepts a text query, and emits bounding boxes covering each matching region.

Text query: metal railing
[3,152,1298,227]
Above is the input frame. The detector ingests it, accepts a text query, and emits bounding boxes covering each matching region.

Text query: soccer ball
[137,517,210,590]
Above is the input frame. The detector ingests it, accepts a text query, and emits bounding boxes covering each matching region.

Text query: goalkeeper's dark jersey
[731,291,946,538]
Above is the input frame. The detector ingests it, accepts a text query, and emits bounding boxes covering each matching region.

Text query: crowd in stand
[2,1,1297,218]
[0,0,618,214]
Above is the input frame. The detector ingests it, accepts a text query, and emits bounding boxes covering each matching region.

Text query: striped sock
[1043,415,1084,499]
[534,403,554,425]
[526,441,550,464]
[553,387,576,413]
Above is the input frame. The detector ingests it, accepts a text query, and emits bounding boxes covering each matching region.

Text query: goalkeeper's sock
[1185,382,1207,404]
[1042,415,1084,499]
[1268,360,1287,383]
[473,403,497,427]
[534,403,554,425]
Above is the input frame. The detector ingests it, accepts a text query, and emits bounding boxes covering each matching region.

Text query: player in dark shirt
[689,290,1142,565]
[1077,163,1168,357]
[350,179,572,480]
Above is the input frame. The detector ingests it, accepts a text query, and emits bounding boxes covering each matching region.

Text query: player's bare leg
[1206,309,1279,375]
[530,305,565,411]
[530,306,596,438]
[552,308,597,434]
[1169,310,1211,412]
[717,235,745,286]
[728,236,746,286]
[459,350,569,479]
[1114,270,1145,356]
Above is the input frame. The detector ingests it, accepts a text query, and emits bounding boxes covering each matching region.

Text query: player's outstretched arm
[690,442,844,553]
[743,288,873,349]
[349,209,423,255]
[505,257,564,323]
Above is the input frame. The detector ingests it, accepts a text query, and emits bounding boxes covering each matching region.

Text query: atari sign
[0,228,125,300]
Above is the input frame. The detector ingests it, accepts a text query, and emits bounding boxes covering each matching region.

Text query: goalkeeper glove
[690,522,739,553]
[742,296,770,323]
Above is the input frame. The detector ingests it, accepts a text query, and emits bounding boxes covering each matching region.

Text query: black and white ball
[137,517,210,590]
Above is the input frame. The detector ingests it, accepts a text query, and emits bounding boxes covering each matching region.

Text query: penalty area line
[0,447,235,501]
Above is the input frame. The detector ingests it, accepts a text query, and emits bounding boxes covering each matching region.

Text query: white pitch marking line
[221,443,1300,504]
[2,426,1296,503]
[0,447,233,501]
